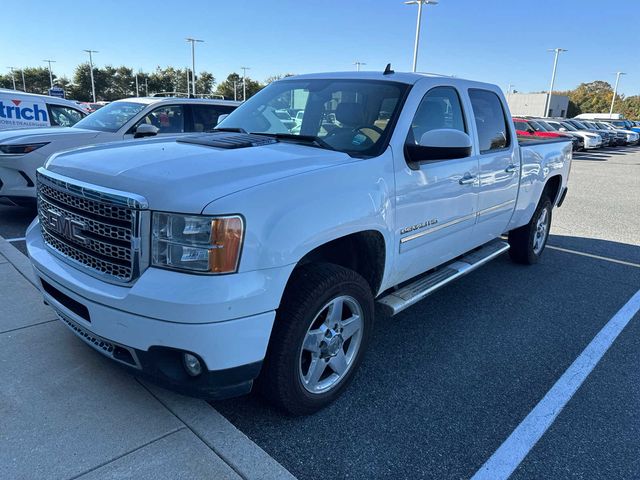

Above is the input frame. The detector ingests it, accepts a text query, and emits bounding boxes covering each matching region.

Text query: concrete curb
[0,233,38,287]
[0,233,296,480]
[143,382,296,480]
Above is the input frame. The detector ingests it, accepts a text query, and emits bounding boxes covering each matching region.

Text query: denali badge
[400,219,438,235]
[45,209,89,245]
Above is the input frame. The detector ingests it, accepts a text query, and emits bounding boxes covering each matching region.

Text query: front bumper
[0,151,45,203]
[27,220,293,399]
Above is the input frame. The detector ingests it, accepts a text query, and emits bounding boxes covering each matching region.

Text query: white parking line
[547,245,640,268]
[5,237,26,243]
[471,288,640,480]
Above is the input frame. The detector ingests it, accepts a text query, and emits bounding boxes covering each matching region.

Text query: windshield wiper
[250,132,335,151]
[213,127,247,133]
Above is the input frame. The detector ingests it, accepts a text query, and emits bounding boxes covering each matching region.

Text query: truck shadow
[212,234,639,480]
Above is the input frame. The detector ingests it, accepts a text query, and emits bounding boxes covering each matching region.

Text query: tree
[620,96,640,119]
[265,73,295,84]
[195,71,216,95]
[215,73,264,100]
[567,80,614,114]
[215,73,242,100]
[72,63,111,101]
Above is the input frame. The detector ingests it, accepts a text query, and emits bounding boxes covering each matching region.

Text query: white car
[0,89,87,130]
[0,97,240,206]
[545,119,602,149]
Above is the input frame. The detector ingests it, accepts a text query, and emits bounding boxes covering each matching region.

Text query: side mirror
[216,114,229,125]
[134,123,159,139]
[405,129,472,165]
[559,127,567,132]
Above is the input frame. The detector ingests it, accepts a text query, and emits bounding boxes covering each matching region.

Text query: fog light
[182,353,202,377]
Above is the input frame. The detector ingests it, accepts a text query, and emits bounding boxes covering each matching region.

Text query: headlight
[0,142,48,155]
[152,213,244,274]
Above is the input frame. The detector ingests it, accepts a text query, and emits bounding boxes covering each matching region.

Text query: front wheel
[257,263,374,415]
[508,197,552,265]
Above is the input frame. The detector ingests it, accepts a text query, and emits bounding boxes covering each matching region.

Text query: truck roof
[282,71,499,90]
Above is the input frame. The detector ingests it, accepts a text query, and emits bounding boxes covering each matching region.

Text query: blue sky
[2,0,638,95]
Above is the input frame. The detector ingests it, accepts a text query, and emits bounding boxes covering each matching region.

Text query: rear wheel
[508,197,552,265]
[257,263,374,415]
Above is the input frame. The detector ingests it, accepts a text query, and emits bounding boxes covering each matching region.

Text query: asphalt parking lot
[1,145,639,479]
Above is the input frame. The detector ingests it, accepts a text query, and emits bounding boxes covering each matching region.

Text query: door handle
[459,174,476,185]
[505,164,518,173]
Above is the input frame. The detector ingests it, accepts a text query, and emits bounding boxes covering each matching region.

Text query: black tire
[508,197,553,265]
[257,263,374,416]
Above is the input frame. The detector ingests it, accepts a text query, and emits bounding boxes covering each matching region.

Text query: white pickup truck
[27,71,571,415]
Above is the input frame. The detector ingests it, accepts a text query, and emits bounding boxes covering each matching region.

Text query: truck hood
[0,126,101,144]
[44,137,356,212]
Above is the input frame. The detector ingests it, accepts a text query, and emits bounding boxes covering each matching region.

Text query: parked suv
[565,119,613,147]
[532,119,584,150]
[513,117,579,150]
[543,119,601,149]
[0,97,240,206]
[588,120,639,145]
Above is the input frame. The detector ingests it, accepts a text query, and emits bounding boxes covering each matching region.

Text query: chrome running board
[377,239,510,316]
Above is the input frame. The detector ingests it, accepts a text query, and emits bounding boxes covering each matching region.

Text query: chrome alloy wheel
[298,295,364,394]
[533,206,550,255]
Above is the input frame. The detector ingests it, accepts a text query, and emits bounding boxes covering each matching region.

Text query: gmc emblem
[45,209,89,245]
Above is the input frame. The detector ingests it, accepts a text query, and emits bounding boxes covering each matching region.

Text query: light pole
[610,72,626,116]
[404,0,438,72]
[43,59,56,88]
[354,61,366,72]
[135,72,139,97]
[544,48,567,117]
[144,77,148,95]
[185,38,204,95]
[241,66,250,101]
[83,50,98,102]
[507,83,514,95]
[7,67,16,90]
[20,69,26,91]
[186,67,190,96]
[233,80,238,101]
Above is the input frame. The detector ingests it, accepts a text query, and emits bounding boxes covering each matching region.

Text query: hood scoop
[176,132,277,149]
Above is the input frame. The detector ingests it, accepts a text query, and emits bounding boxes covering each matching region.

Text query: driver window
[138,105,184,134]
[408,86,466,145]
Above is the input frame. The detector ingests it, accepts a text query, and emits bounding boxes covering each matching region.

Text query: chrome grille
[38,182,132,221]
[36,170,147,284]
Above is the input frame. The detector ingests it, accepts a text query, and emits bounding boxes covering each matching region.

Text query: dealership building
[506,93,570,118]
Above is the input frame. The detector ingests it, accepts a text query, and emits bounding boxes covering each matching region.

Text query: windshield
[571,120,590,129]
[73,101,147,132]
[528,120,547,132]
[539,120,558,131]
[560,122,577,131]
[217,79,409,156]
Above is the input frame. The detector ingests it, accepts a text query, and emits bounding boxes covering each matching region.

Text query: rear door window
[137,105,184,134]
[191,104,236,132]
[468,89,510,153]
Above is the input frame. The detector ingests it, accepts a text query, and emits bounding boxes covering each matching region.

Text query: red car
[512,118,566,138]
